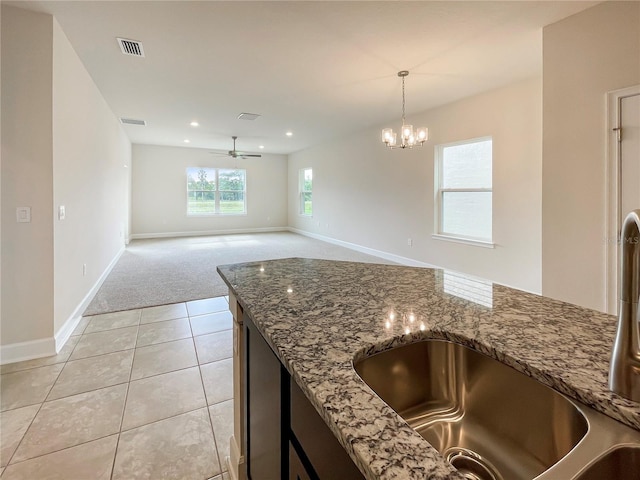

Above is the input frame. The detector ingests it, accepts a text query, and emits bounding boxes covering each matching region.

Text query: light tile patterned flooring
[0,296,234,480]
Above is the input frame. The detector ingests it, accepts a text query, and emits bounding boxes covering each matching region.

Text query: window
[186,167,246,215]
[299,168,312,216]
[434,137,492,244]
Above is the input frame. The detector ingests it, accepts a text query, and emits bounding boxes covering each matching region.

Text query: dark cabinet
[244,313,364,480]
[244,313,287,480]
[290,380,364,479]
[289,441,313,480]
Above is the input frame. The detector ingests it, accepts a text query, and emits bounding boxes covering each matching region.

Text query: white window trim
[431,233,495,248]
[434,136,493,246]
[299,167,313,217]
[186,167,247,216]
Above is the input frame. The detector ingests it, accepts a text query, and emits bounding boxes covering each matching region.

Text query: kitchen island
[217,258,640,480]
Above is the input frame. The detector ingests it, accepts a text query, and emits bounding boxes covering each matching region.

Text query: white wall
[1,6,131,362]
[131,144,288,237]
[289,77,542,293]
[52,19,131,334]
[542,1,640,312]
[1,6,55,349]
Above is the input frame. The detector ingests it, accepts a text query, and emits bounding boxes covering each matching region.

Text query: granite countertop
[217,258,640,480]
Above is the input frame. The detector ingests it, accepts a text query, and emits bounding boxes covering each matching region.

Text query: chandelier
[381,71,428,149]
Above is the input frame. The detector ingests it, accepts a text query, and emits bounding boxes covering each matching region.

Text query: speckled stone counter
[217,258,640,480]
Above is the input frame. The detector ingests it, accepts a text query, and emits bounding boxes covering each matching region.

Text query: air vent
[120,118,146,126]
[237,112,261,121]
[117,38,145,57]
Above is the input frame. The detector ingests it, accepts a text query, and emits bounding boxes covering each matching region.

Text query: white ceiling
[12,1,598,154]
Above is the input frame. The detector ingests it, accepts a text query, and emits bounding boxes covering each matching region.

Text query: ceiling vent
[117,38,145,57]
[120,118,146,126]
[237,112,261,121]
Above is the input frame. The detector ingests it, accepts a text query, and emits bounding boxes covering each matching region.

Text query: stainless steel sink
[573,445,640,480]
[354,340,587,480]
[354,339,640,480]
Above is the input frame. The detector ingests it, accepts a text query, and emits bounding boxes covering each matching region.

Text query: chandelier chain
[401,75,406,125]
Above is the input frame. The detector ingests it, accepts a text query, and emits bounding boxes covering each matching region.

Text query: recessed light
[184,139,190,143]
[286,131,293,137]
[190,121,199,127]
[259,145,265,149]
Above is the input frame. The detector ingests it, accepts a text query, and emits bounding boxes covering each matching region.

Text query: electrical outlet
[408,238,413,246]
[58,205,66,220]
[82,263,87,276]
[16,207,31,223]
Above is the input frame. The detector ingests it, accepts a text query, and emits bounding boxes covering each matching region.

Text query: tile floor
[0,296,234,480]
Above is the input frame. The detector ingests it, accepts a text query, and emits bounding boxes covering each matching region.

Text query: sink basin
[354,339,589,480]
[573,445,640,480]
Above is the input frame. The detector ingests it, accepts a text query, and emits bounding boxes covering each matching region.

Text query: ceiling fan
[211,136,261,159]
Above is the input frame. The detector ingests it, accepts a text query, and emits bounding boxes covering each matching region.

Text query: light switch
[58,205,66,220]
[16,207,31,223]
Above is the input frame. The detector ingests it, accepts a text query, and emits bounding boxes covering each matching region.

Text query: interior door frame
[605,84,640,315]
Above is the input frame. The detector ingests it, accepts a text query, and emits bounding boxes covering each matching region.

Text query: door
[620,94,640,221]
[607,87,640,314]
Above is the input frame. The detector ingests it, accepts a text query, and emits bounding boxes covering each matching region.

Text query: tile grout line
[5,433,122,470]
[65,322,226,364]
[191,313,226,477]
[3,332,83,469]
[130,359,208,384]
[202,364,226,475]
[119,403,213,434]
[41,379,133,404]
[40,345,139,401]
[109,309,142,480]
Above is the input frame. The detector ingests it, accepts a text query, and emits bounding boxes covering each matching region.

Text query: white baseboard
[0,337,56,365]
[1,246,126,366]
[288,228,436,268]
[227,435,245,480]
[54,245,126,352]
[130,226,288,240]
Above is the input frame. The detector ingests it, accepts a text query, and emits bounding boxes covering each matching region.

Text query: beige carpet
[84,232,394,316]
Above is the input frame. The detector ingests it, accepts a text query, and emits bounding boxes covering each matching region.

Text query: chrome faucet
[609,209,640,402]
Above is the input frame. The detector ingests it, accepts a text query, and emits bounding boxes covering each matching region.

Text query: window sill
[299,214,313,218]
[187,213,248,217]
[431,234,495,249]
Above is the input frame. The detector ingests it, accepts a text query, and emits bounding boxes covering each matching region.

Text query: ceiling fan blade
[211,137,259,158]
